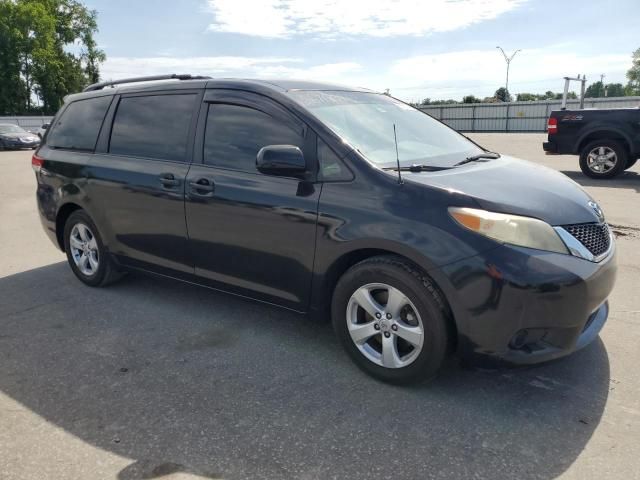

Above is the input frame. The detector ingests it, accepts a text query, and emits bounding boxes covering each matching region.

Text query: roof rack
[83,74,212,92]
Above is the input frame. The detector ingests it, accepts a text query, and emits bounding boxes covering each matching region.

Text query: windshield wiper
[454,151,501,166]
[382,164,451,172]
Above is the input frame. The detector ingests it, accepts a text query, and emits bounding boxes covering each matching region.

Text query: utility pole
[600,74,607,97]
[496,46,521,101]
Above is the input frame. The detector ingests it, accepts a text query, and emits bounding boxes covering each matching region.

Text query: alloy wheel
[587,146,617,174]
[69,223,100,276]
[346,283,424,368]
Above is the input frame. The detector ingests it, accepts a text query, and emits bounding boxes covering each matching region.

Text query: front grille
[562,222,611,257]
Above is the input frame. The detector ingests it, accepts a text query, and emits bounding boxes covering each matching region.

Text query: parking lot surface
[1,133,639,480]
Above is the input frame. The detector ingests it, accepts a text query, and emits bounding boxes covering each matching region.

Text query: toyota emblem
[588,201,604,220]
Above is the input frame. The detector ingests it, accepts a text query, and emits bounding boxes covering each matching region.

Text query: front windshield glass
[0,124,27,134]
[289,91,482,167]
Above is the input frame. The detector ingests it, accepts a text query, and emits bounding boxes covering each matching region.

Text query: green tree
[585,81,605,98]
[0,0,105,115]
[0,1,29,114]
[551,91,577,100]
[626,48,640,95]
[420,98,460,105]
[462,95,481,104]
[605,83,625,97]
[494,87,512,102]
[515,93,539,101]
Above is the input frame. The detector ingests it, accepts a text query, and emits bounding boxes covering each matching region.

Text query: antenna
[393,123,403,185]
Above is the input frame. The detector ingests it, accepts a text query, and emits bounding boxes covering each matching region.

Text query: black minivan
[34,75,616,383]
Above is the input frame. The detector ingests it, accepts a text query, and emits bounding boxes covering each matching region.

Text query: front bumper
[432,241,617,367]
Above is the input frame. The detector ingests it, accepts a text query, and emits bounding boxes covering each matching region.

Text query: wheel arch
[575,129,633,155]
[55,202,83,251]
[317,247,458,349]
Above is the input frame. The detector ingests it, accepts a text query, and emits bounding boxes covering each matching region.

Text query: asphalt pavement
[0,133,638,479]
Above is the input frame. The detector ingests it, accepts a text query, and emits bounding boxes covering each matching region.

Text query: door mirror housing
[256,145,306,176]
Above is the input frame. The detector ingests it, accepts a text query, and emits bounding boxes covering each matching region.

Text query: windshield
[0,124,27,134]
[289,91,482,167]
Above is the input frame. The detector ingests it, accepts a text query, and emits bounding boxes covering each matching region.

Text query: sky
[88,0,640,102]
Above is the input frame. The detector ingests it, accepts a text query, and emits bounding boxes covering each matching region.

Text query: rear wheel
[63,210,123,287]
[332,255,450,384]
[579,140,628,179]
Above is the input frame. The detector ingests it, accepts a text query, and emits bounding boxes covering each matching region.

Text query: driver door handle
[159,173,180,188]
[189,178,215,196]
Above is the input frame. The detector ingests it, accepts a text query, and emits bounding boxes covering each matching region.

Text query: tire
[625,157,638,170]
[331,255,451,384]
[63,210,123,287]
[579,140,628,179]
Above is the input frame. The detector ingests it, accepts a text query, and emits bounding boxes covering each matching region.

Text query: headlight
[449,207,568,254]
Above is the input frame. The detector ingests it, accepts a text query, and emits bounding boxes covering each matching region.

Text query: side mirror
[256,145,306,176]
[42,123,50,129]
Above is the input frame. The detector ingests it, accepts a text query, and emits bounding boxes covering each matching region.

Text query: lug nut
[384,332,391,338]
[391,324,398,331]
[374,323,380,330]
[375,312,381,319]
[386,313,392,319]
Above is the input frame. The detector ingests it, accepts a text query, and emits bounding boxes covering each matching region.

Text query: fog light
[509,328,549,350]
[510,329,529,349]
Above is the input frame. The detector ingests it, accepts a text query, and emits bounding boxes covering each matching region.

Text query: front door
[185,91,320,310]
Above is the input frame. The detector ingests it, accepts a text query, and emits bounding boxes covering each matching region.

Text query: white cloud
[388,49,632,100]
[101,56,303,80]
[101,56,362,84]
[100,48,631,103]
[206,0,526,38]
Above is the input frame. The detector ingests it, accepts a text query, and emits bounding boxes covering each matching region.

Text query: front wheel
[63,210,123,287]
[579,140,628,179]
[332,255,451,384]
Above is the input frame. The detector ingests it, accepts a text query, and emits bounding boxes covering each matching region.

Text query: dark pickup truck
[543,107,640,179]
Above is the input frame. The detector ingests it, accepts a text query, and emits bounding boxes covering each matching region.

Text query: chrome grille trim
[554,223,614,263]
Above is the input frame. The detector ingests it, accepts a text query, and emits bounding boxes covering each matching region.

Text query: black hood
[404,156,602,225]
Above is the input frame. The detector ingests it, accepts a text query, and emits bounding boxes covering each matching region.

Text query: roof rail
[83,74,212,92]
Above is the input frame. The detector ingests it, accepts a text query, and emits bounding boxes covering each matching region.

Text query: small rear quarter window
[48,96,112,151]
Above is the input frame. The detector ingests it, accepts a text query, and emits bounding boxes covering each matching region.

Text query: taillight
[547,117,558,134]
[31,153,44,172]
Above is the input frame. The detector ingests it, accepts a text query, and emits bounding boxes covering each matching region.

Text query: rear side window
[109,94,196,162]
[48,96,112,150]
[204,104,303,172]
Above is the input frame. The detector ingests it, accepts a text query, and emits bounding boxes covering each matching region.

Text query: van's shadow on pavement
[561,169,640,193]
[0,263,611,479]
